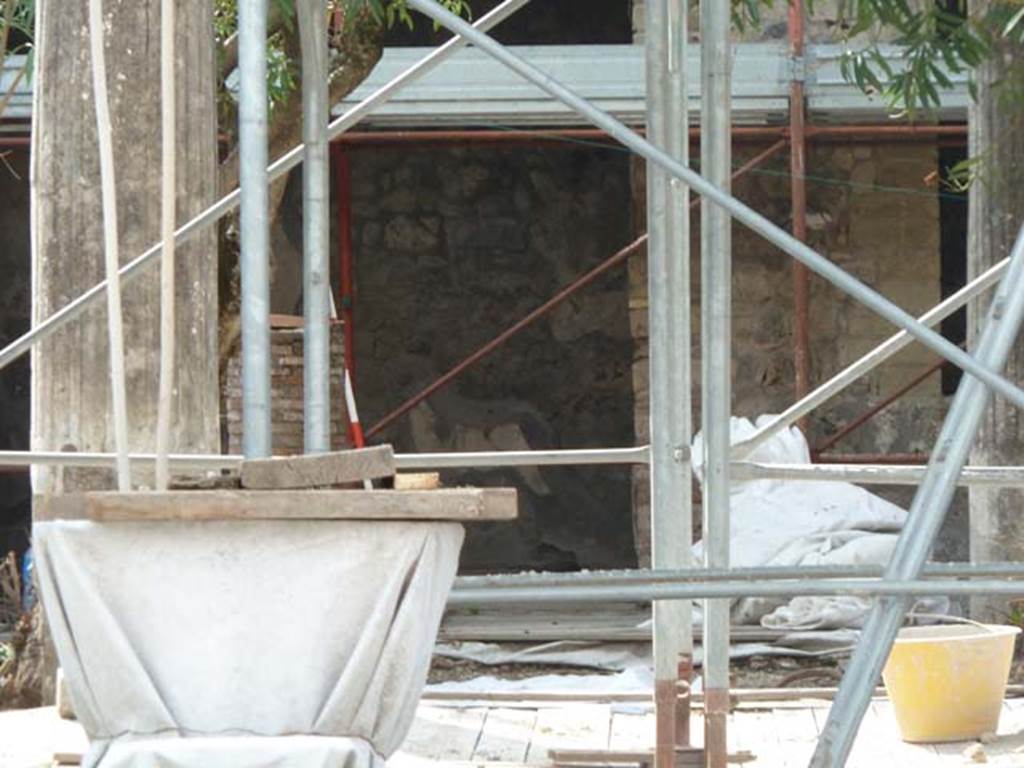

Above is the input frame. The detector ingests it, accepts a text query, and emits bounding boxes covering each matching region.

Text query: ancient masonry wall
[628,1,953,564]
[344,145,637,573]
[628,143,948,563]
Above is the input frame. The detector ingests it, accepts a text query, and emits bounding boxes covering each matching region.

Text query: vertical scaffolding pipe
[299,0,331,453]
[700,1,732,765]
[238,0,272,458]
[789,0,811,417]
[645,1,692,765]
[813,224,1024,766]
[666,0,693,749]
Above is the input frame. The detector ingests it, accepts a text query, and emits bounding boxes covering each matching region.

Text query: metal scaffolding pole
[667,0,693,751]
[238,0,271,458]
[813,224,1024,766]
[394,447,650,469]
[0,0,532,377]
[404,0,1024,413]
[644,1,693,763]
[454,562,1024,591]
[731,461,1024,486]
[298,0,331,453]
[447,577,1024,606]
[699,0,732,764]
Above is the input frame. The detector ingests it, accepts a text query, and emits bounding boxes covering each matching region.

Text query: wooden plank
[34,488,518,522]
[239,445,396,489]
[867,701,940,765]
[549,747,703,767]
[727,709,757,767]
[608,712,655,752]
[734,711,783,768]
[768,706,818,768]
[394,472,442,491]
[832,702,888,768]
[980,700,1024,763]
[398,705,488,762]
[269,313,305,328]
[526,705,611,765]
[474,708,538,763]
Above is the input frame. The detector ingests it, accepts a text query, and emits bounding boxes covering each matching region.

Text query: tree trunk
[28,0,219,699]
[968,2,1024,620]
[217,6,384,366]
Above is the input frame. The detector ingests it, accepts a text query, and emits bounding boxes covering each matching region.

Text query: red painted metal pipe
[366,233,648,439]
[333,126,783,146]
[814,355,948,454]
[813,452,929,465]
[331,124,967,148]
[807,125,967,138]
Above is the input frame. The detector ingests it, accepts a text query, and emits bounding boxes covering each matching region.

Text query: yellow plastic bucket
[882,622,1020,742]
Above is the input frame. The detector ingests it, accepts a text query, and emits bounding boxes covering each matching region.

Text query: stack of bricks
[225,322,352,456]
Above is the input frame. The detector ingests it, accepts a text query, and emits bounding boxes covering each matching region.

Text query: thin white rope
[155,0,176,491]
[87,0,131,491]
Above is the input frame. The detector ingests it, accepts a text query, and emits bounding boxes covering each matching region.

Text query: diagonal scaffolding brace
[4,0,532,376]
[812,224,1024,765]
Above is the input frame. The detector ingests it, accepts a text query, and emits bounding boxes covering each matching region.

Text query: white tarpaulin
[692,416,947,629]
[34,519,464,768]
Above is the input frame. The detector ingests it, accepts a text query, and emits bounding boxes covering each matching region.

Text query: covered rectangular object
[34,517,465,767]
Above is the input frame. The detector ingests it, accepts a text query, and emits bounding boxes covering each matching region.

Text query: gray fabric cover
[34,519,464,768]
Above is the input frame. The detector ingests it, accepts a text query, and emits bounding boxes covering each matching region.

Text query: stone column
[31,0,220,495]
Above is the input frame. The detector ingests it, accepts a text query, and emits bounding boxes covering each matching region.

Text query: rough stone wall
[224,325,351,456]
[0,149,31,560]
[346,145,636,573]
[629,142,950,563]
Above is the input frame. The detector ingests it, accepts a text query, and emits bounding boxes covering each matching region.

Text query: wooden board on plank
[473,708,538,763]
[34,488,517,522]
[269,313,305,328]
[393,472,442,490]
[609,712,655,752]
[398,706,489,762]
[239,445,395,489]
[549,748,704,767]
[526,704,611,765]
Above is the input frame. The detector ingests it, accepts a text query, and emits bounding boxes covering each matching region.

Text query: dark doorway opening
[938,139,968,395]
[385,0,633,47]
